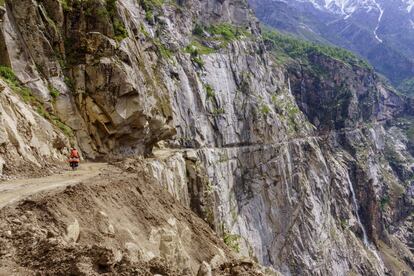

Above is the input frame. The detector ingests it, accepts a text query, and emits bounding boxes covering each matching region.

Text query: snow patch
[403,0,414,12]
[373,0,384,43]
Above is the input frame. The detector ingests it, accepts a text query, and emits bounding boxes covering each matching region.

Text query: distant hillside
[250,0,414,95]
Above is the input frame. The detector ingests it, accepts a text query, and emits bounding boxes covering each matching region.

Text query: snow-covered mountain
[300,0,379,15]
[250,0,414,89]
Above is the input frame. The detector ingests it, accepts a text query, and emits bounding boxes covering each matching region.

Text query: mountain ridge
[250,0,414,89]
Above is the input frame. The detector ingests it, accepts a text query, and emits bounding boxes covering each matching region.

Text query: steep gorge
[0,0,413,275]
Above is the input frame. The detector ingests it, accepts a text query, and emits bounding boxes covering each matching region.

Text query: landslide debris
[0,160,275,275]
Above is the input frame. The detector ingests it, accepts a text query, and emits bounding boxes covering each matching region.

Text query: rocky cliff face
[0,0,413,275]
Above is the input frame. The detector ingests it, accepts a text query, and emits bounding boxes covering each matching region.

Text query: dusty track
[0,163,108,208]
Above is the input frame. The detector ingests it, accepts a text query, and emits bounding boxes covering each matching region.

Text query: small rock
[65,219,80,243]
[108,224,115,235]
[124,242,142,262]
[185,150,198,161]
[47,230,55,238]
[197,261,212,276]
[11,219,21,225]
[210,253,226,269]
[114,250,123,263]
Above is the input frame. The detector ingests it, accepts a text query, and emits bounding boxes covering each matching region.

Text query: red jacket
[70,149,80,159]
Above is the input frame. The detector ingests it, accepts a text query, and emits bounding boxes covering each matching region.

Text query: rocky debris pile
[0,163,275,275]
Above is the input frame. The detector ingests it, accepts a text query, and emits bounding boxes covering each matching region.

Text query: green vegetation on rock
[154,39,172,59]
[0,66,35,104]
[260,104,271,115]
[205,84,215,100]
[223,232,240,253]
[263,29,372,69]
[398,77,414,97]
[59,0,71,11]
[106,0,128,41]
[0,66,73,137]
[185,41,215,55]
[48,85,60,100]
[191,22,250,49]
[138,0,164,22]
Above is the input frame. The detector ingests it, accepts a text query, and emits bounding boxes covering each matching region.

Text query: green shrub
[191,56,204,68]
[36,105,50,119]
[205,84,215,99]
[0,66,18,83]
[223,232,240,253]
[193,24,204,36]
[380,195,390,211]
[208,23,237,41]
[48,85,60,99]
[113,19,128,41]
[145,10,154,22]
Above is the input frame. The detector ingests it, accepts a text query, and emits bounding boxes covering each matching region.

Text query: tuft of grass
[185,41,215,55]
[205,84,215,100]
[154,39,173,59]
[48,85,60,100]
[139,23,150,37]
[52,115,74,137]
[212,107,225,116]
[145,10,154,22]
[207,23,237,41]
[0,66,18,82]
[191,56,204,68]
[260,104,271,115]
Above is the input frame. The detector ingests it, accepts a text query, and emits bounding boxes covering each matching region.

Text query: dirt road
[0,163,108,208]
